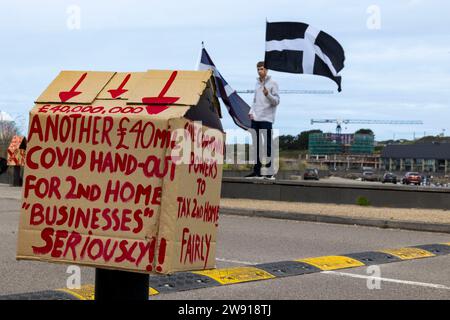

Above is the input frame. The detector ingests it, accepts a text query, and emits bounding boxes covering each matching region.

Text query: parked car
[362,170,378,181]
[382,172,397,184]
[303,168,319,180]
[402,172,422,185]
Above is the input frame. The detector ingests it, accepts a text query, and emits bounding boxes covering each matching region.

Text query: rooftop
[381,142,450,159]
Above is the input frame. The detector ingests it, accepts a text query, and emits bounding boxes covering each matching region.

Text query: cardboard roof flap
[35,70,217,112]
[201,74,222,118]
[183,77,223,131]
[127,70,214,107]
[35,71,116,104]
[96,72,146,100]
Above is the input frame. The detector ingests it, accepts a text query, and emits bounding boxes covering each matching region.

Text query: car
[303,168,319,180]
[402,172,422,185]
[362,170,378,181]
[382,172,397,184]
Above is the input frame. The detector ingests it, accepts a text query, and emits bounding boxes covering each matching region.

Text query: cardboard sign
[97,72,145,100]
[17,69,224,274]
[7,135,26,166]
[35,71,115,104]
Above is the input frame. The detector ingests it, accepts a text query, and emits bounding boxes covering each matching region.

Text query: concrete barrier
[0,167,23,186]
[0,173,8,185]
[221,177,450,209]
[223,170,328,180]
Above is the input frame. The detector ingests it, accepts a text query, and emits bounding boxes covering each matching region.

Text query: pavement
[5,182,450,232]
[1,187,449,299]
[219,205,450,234]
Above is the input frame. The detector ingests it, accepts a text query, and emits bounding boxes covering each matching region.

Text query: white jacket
[249,75,280,123]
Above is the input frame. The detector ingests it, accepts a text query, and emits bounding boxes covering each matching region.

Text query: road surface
[1,196,449,299]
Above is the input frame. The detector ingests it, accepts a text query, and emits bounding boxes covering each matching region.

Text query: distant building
[308,133,374,155]
[307,133,377,170]
[305,153,381,170]
[380,142,450,173]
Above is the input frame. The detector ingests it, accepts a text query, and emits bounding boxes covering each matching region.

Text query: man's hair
[256,61,265,68]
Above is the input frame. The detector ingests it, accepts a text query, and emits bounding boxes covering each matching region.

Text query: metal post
[95,268,149,301]
[12,166,21,187]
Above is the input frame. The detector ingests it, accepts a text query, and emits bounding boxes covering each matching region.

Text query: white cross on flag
[264,21,345,92]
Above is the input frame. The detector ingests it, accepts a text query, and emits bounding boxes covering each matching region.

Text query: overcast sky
[0,0,449,141]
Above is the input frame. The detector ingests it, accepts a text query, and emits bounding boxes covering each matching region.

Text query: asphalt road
[1,196,449,299]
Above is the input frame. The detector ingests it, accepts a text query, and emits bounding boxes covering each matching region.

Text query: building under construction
[309,133,374,155]
[305,118,422,170]
[307,133,379,169]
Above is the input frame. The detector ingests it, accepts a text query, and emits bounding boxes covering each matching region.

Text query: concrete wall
[223,170,328,180]
[221,177,450,209]
[0,169,11,184]
[0,166,23,186]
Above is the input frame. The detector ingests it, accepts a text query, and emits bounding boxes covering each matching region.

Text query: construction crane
[237,89,334,94]
[310,119,424,134]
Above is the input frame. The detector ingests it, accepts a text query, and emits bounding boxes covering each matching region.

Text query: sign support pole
[95,268,149,300]
[12,166,21,186]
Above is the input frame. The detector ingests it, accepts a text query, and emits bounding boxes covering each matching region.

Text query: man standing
[245,61,280,179]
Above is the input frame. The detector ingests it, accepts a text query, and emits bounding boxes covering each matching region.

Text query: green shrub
[356,196,370,206]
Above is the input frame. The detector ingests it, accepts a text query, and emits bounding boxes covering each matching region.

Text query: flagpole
[195,41,204,70]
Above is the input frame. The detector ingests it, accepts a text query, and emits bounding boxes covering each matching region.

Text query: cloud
[0,111,14,121]
[0,0,449,142]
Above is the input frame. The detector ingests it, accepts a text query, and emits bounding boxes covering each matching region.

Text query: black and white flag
[198,46,251,130]
[265,21,345,92]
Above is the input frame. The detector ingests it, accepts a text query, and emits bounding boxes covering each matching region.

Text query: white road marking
[216,258,257,265]
[216,257,450,291]
[322,271,450,290]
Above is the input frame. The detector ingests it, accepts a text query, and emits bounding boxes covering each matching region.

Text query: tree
[355,128,374,135]
[0,120,21,147]
[278,135,296,150]
[297,129,322,150]
[278,130,322,151]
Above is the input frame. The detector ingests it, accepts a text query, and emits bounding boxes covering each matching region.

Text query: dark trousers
[251,120,272,175]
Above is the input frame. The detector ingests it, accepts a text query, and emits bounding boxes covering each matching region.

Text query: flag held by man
[264,21,345,92]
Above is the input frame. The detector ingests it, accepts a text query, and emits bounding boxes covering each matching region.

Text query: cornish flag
[265,22,345,92]
[198,46,251,130]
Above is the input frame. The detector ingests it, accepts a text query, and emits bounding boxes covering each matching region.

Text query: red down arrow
[108,73,131,98]
[59,72,87,102]
[142,71,180,115]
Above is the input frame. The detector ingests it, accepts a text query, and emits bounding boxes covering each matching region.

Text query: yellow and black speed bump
[379,247,435,260]
[296,255,365,270]
[344,251,401,265]
[148,272,221,293]
[255,261,321,277]
[56,284,96,300]
[192,266,275,285]
[1,242,449,300]
[0,290,77,300]
[412,244,450,256]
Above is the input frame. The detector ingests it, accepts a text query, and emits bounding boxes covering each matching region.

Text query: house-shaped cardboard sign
[17,70,225,274]
[7,135,27,166]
